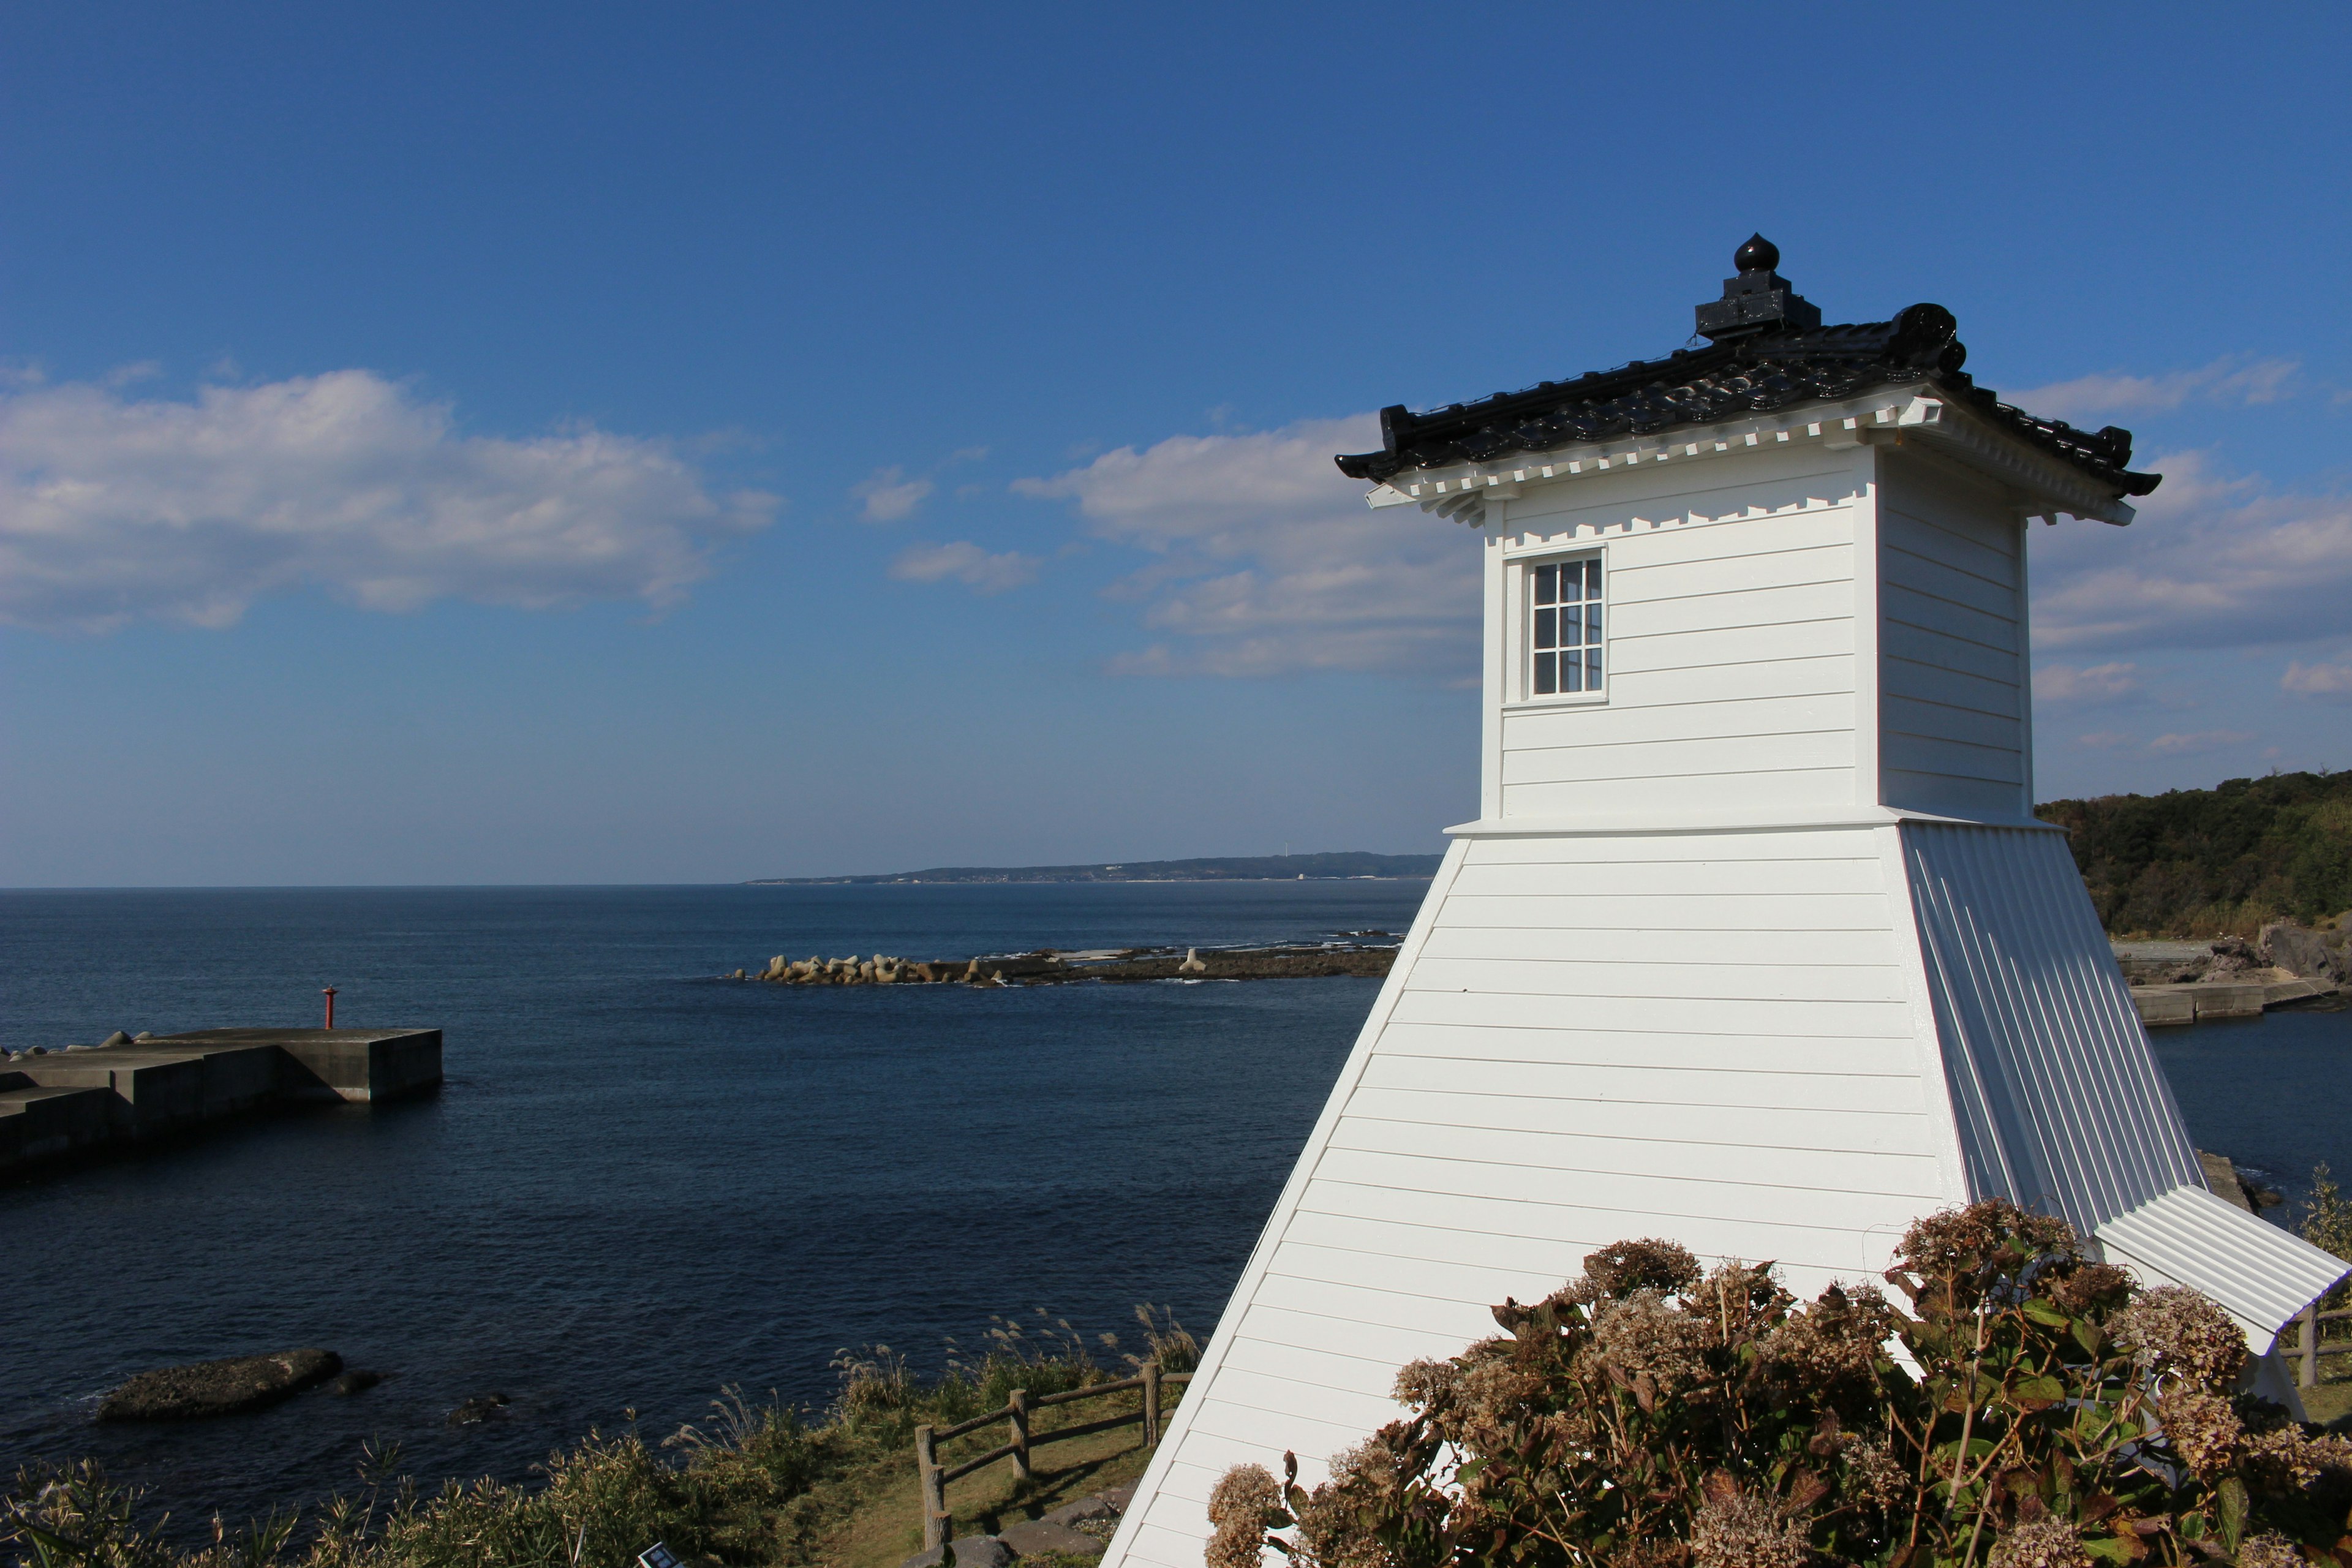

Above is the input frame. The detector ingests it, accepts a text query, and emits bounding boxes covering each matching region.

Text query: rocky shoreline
[2117,918,2350,1026]
[722,936,1401,987]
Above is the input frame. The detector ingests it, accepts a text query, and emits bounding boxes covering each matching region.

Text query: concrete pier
[0,1027,440,1175]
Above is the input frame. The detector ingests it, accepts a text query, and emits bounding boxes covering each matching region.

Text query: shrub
[1220,1202,2352,1568]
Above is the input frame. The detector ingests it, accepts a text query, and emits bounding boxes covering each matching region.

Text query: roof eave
[1356,390,2144,530]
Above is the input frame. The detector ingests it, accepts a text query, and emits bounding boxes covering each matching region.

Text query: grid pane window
[1529,557,1603,697]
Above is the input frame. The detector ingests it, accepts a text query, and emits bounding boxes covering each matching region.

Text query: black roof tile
[1335,236,2160,500]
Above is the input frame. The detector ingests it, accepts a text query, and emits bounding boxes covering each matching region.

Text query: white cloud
[2283,660,2352,703]
[888,540,1038,594]
[0,370,775,631]
[2034,661,2140,704]
[2147,729,2254,756]
[1014,414,1479,677]
[2076,730,2136,750]
[2009,356,2299,422]
[852,466,934,522]
[2032,450,2352,654]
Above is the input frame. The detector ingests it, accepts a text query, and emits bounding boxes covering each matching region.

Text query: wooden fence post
[2302,1305,2320,1390]
[916,1424,950,1550]
[1009,1390,1031,1481]
[1142,1363,1162,1447]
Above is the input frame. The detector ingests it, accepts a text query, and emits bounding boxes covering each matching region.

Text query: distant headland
[745,850,1444,886]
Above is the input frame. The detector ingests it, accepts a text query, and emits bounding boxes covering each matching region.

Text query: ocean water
[3,884,2348,1537]
[1,882,1416,1532]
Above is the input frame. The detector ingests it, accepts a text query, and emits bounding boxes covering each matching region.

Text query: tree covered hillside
[2038,769,2352,937]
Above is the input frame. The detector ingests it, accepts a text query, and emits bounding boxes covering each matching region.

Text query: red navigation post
[322,987,338,1029]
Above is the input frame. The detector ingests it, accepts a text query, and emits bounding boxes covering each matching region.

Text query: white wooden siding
[1103,826,1964,1568]
[1490,450,1866,819]
[1876,454,2030,820]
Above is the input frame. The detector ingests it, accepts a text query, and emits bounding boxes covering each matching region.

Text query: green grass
[3,1313,1197,1568]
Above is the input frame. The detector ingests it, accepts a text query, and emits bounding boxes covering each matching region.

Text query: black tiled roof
[1335,237,2160,500]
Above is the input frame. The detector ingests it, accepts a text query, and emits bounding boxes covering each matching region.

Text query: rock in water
[447,1392,511,1425]
[98,1349,342,1420]
[330,1370,383,1395]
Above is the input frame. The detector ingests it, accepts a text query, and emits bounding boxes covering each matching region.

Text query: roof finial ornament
[1696,233,1820,342]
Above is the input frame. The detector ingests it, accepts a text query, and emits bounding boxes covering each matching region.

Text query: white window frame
[1507,546,1607,706]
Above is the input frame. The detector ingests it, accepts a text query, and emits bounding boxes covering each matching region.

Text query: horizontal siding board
[1179,1369,1393,1450]
[1613,579,1855,640]
[1505,769,1855,816]
[1149,1459,1222,1507]
[1882,544,2018,617]
[1880,620,2018,684]
[1415,923,1904,968]
[1235,1303,1474,1372]
[1401,954,1904,1003]
[1880,655,2020,717]
[1251,1271,1502,1341]
[1883,581,2018,654]
[1278,1210,1595,1294]
[1609,543,1853,605]
[1433,891,1893,931]
[1606,654,1853,708]
[1363,1054,1928,1115]
[1387,988,1914,1038]
[1341,1084,1936,1153]
[1295,1178,1905,1280]
[1502,692,1853,752]
[1448,857,1884,897]
[1267,1237,1608,1308]
[1367,1023,1927,1082]
[1882,731,2024,785]
[1120,1523,1208,1568]
[1218,1333,1407,1401]
[1608,619,1855,674]
[1304,1147,1937,1232]
[1500,729,1855,787]
[1884,771,2022,819]
[1457,827,1882,865]
[1880,506,2016,586]
[1882,694,2022,752]
[1325,1115,1943,1194]
[1588,500,1854,565]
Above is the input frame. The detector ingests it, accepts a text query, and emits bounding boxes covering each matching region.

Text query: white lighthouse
[1100,238,2349,1568]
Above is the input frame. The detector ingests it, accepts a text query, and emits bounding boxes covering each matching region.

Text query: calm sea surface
[4,883,2348,1533]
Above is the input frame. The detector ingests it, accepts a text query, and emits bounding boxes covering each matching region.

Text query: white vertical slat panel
[1902,822,2201,1235]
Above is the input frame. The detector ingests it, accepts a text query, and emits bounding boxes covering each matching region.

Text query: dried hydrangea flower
[1391,1357,1458,1409]
[1205,1463,1281,1568]
[2045,1261,2133,1316]
[1687,1490,1807,1568]
[1985,1516,2092,1568]
[1583,1238,1702,1298]
[1759,1283,1895,1389]
[1293,1435,1405,1568]
[2111,1285,2248,1389]
[1590,1288,1711,1398]
[1838,1436,1910,1512]
[2155,1387,2245,1480]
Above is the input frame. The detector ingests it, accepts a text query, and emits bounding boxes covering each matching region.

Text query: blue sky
[4,4,2348,885]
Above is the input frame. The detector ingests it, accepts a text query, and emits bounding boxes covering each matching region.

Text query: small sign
[638,1545,681,1568]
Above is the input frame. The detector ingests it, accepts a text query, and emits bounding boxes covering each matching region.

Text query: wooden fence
[2290,1303,2352,1389]
[913,1365,1192,1550]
